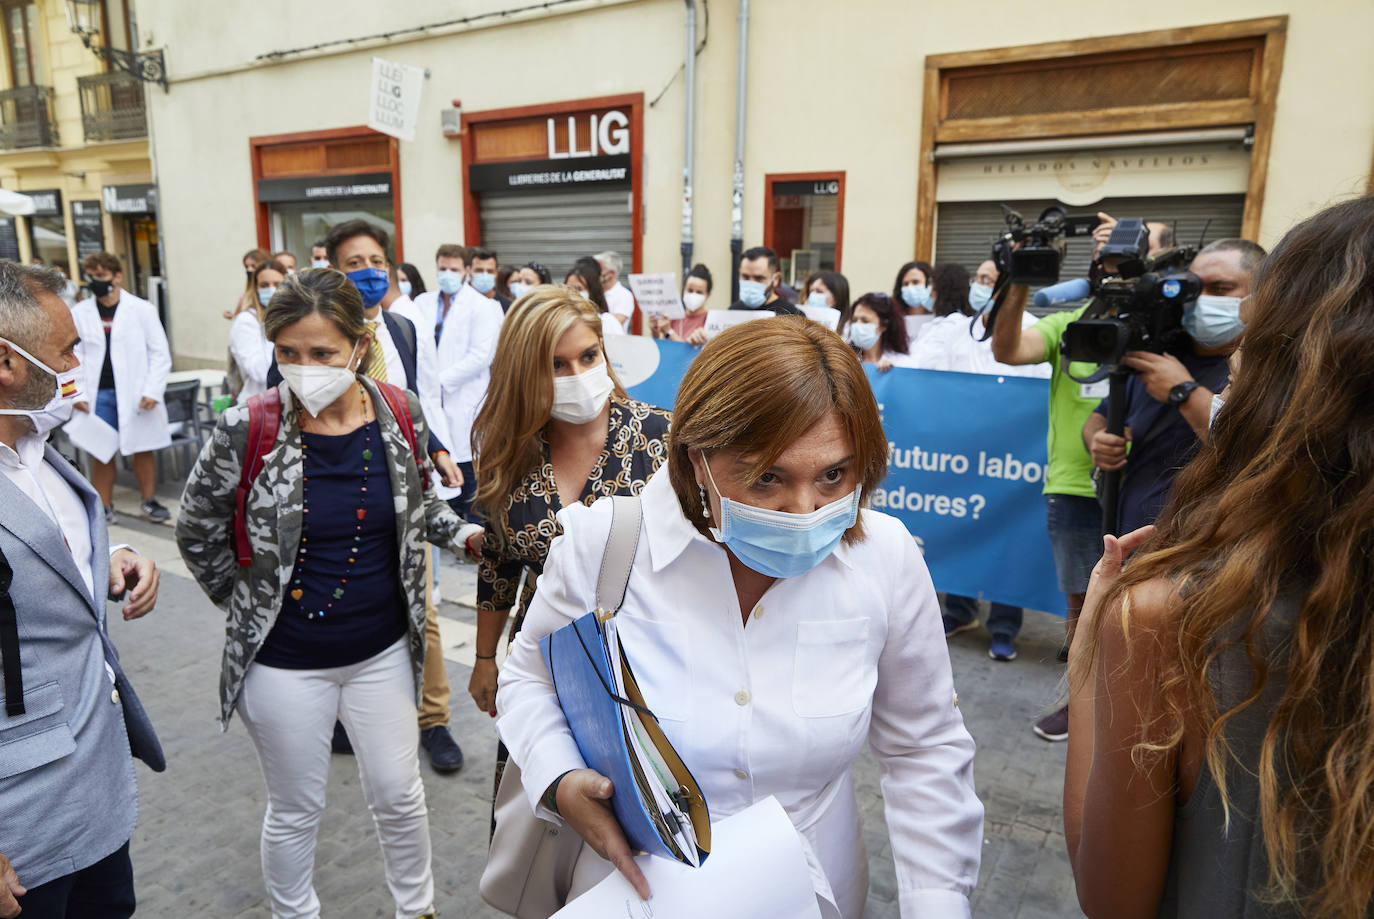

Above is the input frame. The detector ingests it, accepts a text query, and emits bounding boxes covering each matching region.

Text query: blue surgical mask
[471,272,496,294]
[1183,294,1245,348]
[739,279,768,309]
[703,460,859,579]
[901,284,931,310]
[509,281,531,300]
[345,267,389,308]
[806,291,830,310]
[849,322,880,350]
[257,286,275,308]
[310,259,330,269]
[398,279,412,298]
[437,270,464,296]
[968,283,993,313]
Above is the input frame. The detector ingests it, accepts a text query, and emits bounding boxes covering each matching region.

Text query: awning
[0,190,35,217]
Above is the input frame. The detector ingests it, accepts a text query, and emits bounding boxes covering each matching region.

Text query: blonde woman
[465,286,670,800]
[227,259,285,400]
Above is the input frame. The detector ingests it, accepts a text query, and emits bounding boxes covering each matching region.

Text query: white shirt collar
[640,465,858,573]
[0,430,47,471]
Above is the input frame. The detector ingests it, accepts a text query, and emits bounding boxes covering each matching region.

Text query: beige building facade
[134,0,1374,367]
[0,0,160,303]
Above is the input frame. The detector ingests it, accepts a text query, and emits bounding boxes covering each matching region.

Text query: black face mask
[88,278,114,298]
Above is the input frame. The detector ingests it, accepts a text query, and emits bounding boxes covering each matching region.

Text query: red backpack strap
[234,389,282,566]
[375,381,429,492]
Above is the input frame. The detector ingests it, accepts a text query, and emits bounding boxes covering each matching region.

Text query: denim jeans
[943,593,1023,637]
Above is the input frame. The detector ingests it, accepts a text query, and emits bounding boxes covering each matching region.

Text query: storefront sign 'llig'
[368,57,424,143]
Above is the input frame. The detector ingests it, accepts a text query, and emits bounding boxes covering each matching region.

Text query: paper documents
[63,410,119,463]
[703,308,774,340]
[800,304,842,331]
[551,796,822,919]
[628,273,683,319]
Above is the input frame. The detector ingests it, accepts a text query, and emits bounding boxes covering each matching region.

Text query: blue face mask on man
[1183,294,1246,348]
[968,283,994,313]
[436,270,464,296]
[738,279,768,309]
[471,272,496,294]
[345,267,389,308]
[702,459,859,578]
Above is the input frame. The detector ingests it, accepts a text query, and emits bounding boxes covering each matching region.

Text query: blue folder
[540,610,711,865]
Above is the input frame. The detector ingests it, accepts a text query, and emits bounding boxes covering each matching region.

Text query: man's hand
[73,401,89,413]
[1092,211,1117,254]
[432,452,462,489]
[1123,351,1193,404]
[138,396,157,411]
[0,851,26,917]
[1090,426,1133,472]
[556,769,651,901]
[108,548,159,620]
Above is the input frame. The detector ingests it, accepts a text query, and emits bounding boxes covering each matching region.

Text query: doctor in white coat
[434,279,503,522]
[71,251,172,523]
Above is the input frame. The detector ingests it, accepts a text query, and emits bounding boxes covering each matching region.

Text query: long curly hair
[1097,195,1374,917]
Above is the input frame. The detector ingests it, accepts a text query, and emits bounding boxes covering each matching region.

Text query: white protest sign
[703,308,774,340]
[627,272,682,319]
[799,304,841,331]
[368,57,424,142]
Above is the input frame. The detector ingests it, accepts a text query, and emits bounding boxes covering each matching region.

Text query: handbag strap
[595,495,642,617]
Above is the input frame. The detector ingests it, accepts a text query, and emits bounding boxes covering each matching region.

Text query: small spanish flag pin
[60,379,77,398]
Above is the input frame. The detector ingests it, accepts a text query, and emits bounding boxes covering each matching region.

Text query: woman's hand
[686,328,708,347]
[556,769,652,900]
[877,357,894,373]
[469,658,499,715]
[1068,525,1155,677]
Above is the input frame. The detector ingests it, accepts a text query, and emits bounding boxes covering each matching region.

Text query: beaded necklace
[292,383,373,621]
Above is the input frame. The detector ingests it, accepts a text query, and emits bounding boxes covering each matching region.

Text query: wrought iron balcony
[0,85,58,149]
[78,71,147,142]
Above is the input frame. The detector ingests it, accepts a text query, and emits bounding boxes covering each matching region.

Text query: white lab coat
[497,468,984,919]
[228,310,274,400]
[73,289,172,455]
[428,285,503,463]
[387,294,455,457]
[908,312,1051,379]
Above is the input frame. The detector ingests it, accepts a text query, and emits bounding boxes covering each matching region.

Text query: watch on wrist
[1168,380,1200,407]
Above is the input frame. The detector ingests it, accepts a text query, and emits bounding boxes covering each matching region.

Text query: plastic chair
[157,378,205,481]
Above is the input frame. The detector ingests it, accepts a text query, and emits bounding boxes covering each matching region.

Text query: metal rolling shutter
[478,188,633,273]
[935,194,1246,283]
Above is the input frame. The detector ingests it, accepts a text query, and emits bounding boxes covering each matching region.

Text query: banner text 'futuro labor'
[609,338,1067,615]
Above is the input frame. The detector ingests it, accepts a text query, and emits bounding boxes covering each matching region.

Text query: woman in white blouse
[497,315,983,918]
[227,259,283,400]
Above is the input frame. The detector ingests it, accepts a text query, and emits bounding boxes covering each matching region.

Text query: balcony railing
[0,85,58,149]
[77,71,146,142]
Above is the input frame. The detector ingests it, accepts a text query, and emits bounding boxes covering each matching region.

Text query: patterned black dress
[479,395,671,816]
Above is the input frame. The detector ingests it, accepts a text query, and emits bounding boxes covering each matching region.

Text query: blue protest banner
[605,337,1067,615]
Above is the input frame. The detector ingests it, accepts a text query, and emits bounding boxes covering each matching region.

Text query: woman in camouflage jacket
[175,267,463,919]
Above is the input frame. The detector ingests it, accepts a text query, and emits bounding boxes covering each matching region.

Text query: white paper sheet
[628,273,683,319]
[703,309,775,340]
[63,409,119,463]
[550,797,822,919]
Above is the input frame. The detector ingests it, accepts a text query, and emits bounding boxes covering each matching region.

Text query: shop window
[269,198,395,265]
[764,173,844,286]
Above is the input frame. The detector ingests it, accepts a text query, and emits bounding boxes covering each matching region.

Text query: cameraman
[989,214,1170,742]
[1083,238,1266,535]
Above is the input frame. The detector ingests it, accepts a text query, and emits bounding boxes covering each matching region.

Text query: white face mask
[310,259,330,269]
[0,336,82,436]
[682,291,707,313]
[279,341,360,416]
[550,361,613,424]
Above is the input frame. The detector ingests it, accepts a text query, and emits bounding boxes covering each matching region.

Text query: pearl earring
[698,484,711,519]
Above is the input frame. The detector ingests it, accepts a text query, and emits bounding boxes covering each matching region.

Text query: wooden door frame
[763,171,845,273]
[914,16,1288,260]
[248,125,403,262]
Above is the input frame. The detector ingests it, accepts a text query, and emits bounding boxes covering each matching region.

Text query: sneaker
[104,505,118,526]
[140,498,171,523]
[988,633,1018,662]
[420,725,464,774]
[1032,705,1069,742]
[942,615,978,638]
[331,720,354,755]
[456,522,484,562]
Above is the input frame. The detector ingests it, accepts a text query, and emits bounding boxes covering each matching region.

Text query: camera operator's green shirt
[1032,304,1101,499]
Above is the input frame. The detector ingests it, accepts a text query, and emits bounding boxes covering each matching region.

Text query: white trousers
[238,639,434,919]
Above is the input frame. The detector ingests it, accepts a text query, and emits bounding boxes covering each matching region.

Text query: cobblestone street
[100,483,1084,918]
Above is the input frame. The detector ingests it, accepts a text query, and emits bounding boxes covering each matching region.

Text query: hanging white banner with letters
[367,57,424,142]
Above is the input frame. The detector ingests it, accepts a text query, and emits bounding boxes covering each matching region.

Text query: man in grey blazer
[0,262,163,919]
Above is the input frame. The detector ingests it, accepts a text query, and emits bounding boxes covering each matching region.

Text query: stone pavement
[101,483,1084,918]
